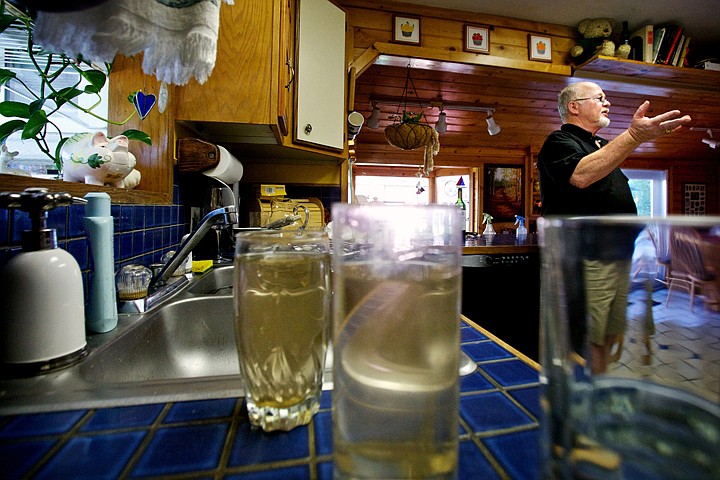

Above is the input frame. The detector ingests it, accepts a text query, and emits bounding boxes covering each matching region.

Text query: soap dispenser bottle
[0,188,88,375]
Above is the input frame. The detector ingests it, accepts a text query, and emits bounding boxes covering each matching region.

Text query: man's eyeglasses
[571,95,608,104]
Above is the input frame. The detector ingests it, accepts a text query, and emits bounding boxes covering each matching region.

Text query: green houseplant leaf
[0,67,16,85]
[81,69,107,94]
[121,129,152,146]
[0,119,26,143]
[50,87,84,108]
[21,110,47,139]
[0,101,31,118]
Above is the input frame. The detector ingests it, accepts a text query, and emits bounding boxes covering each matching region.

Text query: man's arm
[570,101,691,189]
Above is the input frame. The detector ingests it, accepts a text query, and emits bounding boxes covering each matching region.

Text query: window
[436,174,469,230]
[0,25,108,175]
[354,175,429,204]
[623,169,667,216]
[352,168,470,228]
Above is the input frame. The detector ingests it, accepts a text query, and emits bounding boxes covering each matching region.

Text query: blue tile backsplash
[0,184,189,304]
[0,181,340,309]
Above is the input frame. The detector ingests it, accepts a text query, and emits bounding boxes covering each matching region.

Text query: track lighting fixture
[367,104,381,129]
[370,96,501,136]
[690,127,720,149]
[702,129,719,149]
[703,137,719,149]
[486,113,501,136]
[435,108,447,133]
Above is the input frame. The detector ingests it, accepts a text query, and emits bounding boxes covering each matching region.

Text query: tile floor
[610,279,720,399]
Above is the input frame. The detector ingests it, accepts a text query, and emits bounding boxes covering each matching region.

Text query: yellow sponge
[191,260,214,273]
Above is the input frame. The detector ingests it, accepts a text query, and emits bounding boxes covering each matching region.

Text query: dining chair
[647,223,672,285]
[665,227,716,311]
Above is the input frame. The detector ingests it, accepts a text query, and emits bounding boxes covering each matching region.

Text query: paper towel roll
[202,145,244,184]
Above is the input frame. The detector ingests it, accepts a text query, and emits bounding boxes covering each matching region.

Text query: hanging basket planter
[384,122,435,150]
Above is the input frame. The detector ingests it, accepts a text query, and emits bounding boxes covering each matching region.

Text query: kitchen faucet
[148,205,238,293]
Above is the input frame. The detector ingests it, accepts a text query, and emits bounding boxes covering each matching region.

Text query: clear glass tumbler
[331,203,463,479]
[539,215,720,479]
[233,229,331,432]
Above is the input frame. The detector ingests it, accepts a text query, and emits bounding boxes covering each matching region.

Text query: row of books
[628,24,690,67]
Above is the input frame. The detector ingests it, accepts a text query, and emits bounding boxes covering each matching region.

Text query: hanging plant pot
[384,123,435,150]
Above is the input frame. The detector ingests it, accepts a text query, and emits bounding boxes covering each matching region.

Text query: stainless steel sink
[80,296,238,383]
[187,265,234,295]
[0,266,332,414]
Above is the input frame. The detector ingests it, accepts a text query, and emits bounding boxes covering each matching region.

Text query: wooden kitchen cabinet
[175,0,291,130]
[294,0,346,151]
[174,0,347,161]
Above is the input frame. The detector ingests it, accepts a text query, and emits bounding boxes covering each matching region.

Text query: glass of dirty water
[331,204,464,479]
[538,216,720,479]
[234,229,331,432]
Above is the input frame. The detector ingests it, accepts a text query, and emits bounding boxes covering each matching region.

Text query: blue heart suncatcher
[133,92,157,120]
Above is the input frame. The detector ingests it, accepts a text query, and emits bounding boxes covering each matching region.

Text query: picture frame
[683,183,707,215]
[528,34,552,62]
[392,15,420,45]
[483,165,525,223]
[463,24,490,54]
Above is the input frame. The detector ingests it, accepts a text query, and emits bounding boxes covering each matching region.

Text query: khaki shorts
[583,259,632,346]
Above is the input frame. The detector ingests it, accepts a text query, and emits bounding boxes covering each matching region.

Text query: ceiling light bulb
[435,111,447,133]
[367,105,381,129]
[486,114,501,136]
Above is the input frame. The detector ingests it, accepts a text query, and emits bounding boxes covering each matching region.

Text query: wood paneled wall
[338,0,720,215]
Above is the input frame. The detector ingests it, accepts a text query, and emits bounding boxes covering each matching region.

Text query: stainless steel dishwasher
[461,250,541,361]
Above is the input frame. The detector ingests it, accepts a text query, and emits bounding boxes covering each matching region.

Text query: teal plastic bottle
[84,192,118,333]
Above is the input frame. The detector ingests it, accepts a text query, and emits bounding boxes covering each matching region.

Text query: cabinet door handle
[304,124,312,135]
[285,53,295,90]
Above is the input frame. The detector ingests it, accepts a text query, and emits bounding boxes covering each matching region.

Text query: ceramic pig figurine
[0,144,29,176]
[61,131,141,188]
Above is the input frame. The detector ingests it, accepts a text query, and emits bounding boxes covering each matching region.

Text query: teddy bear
[570,18,629,64]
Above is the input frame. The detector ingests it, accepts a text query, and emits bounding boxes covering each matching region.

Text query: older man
[538,81,691,216]
[538,81,691,373]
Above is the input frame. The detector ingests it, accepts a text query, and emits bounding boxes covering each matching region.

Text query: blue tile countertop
[0,319,541,479]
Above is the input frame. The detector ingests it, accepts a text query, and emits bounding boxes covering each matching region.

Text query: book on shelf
[670,35,685,66]
[629,24,653,63]
[654,25,682,65]
[651,27,666,63]
[677,37,691,67]
[661,26,684,65]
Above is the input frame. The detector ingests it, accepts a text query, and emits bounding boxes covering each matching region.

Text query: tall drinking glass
[234,229,331,432]
[331,204,463,479]
[539,216,720,479]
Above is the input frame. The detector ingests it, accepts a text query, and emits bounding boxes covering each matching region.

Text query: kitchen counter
[0,319,541,479]
[463,232,539,255]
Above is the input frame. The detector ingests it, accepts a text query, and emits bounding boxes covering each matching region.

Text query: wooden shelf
[0,174,171,205]
[573,55,720,91]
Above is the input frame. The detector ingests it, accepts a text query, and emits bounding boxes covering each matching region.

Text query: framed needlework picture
[683,183,707,215]
[393,16,420,45]
[464,24,490,54]
[528,34,552,62]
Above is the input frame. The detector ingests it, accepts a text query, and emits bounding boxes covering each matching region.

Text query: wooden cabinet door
[175,0,276,125]
[277,0,295,137]
[294,0,346,151]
